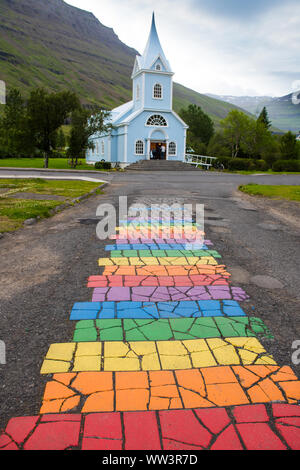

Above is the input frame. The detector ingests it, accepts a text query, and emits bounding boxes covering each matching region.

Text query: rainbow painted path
[1,213,300,450]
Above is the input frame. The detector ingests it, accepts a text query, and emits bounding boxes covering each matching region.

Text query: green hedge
[227,158,255,171]
[273,160,300,172]
[213,157,270,171]
[212,156,230,169]
[94,161,112,170]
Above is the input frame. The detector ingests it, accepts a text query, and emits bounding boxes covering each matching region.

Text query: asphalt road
[0,169,300,430]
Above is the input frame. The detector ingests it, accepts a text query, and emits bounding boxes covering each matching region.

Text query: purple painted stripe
[91,286,249,302]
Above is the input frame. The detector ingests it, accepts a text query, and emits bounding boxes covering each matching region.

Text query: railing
[185,154,216,170]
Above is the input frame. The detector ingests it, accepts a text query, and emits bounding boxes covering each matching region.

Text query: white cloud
[65,0,300,97]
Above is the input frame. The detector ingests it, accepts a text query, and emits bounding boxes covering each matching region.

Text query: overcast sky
[65,0,300,97]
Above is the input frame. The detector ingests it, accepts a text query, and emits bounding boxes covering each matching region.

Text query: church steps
[125,160,204,171]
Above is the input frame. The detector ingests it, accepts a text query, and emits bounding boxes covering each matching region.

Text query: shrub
[255,159,269,171]
[272,160,300,172]
[94,161,111,170]
[213,156,230,169]
[227,158,254,171]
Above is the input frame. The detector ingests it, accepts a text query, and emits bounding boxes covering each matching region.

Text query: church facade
[86,13,188,167]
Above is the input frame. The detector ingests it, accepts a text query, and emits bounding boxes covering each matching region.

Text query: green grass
[0,158,110,171]
[222,169,300,175]
[239,183,300,202]
[0,178,103,232]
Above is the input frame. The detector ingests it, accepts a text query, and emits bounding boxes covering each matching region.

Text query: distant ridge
[206,93,300,133]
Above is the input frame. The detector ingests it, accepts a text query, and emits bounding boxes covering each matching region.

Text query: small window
[169,142,177,156]
[101,141,105,155]
[136,84,140,101]
[156,64,161,71]
[153,83,162,99]
[146,115,167,127]
[135,140,144,155]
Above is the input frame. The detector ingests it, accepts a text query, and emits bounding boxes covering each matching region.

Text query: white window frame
[168,141,177,156]
[135,139,145,155]
[101,141,105,155]
[146,114,168,127]
[153,83,163,100]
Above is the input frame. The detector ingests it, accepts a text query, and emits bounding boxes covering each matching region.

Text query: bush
[227,158,255,171]
[213,156,230,169]
[94,161,112,170]
[255,159,269,171]
[272,160,300,172]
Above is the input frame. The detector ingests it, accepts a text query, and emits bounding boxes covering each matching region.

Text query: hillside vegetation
[0,0,254,127]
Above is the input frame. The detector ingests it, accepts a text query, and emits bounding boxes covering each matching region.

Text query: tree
[207,132,231,158]
[243,119,274,159]
[0,88,31,156]
[67,106,112,168]
[56,128,66,150]
[280,131,299,159]
[179,104,215,149]
[257,106,272,130]
[26,88,80,168]
[220,110,252,158]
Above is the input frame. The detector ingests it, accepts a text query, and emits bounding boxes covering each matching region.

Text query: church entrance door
[150,141,167,160]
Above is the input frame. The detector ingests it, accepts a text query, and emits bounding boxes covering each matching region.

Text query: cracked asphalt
[0,169,300,431]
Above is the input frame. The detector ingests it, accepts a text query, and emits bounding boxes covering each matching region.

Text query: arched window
[156,64,161,71]
[146,115,167,127]
[153,83,162,99]
[135,140,144,155]
[101,141,105,155]
[168,141,177,156]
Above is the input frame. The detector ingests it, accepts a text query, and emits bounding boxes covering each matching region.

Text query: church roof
[134,13,172,74]
[110,101,133,123]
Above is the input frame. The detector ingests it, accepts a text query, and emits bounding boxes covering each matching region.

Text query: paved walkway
[0,167,112,183]
[1,201,300,450]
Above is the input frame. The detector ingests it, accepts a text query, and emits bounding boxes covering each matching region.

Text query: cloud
[65,0,300,97]
[189,0,283,20]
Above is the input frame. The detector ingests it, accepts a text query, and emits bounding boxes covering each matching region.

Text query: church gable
[132,56,142,77]
[151,57,166,72]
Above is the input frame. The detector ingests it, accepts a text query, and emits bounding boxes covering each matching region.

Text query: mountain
[207,93,300,133]
[0,0,254,127]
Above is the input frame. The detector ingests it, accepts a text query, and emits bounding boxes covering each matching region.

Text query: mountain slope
[207,93,300,133]
[173,84,254,125]
[0,0,254,127]
[0,0,137,107]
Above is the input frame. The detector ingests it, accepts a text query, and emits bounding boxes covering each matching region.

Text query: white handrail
[185,154,216,168]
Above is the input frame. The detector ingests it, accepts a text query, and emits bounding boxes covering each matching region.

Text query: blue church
[86,13,188,168]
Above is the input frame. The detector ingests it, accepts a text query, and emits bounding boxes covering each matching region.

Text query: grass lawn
[0,178,103,233]
[239,183,300,202]
[220,169,300,175]
[0,158,113,171]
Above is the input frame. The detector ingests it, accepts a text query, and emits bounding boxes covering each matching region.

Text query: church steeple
[132,13,174,112]
[132,12,173,77]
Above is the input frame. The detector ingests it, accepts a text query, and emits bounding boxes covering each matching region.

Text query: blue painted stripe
[105,243,208,251]
[70,300,246,320]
